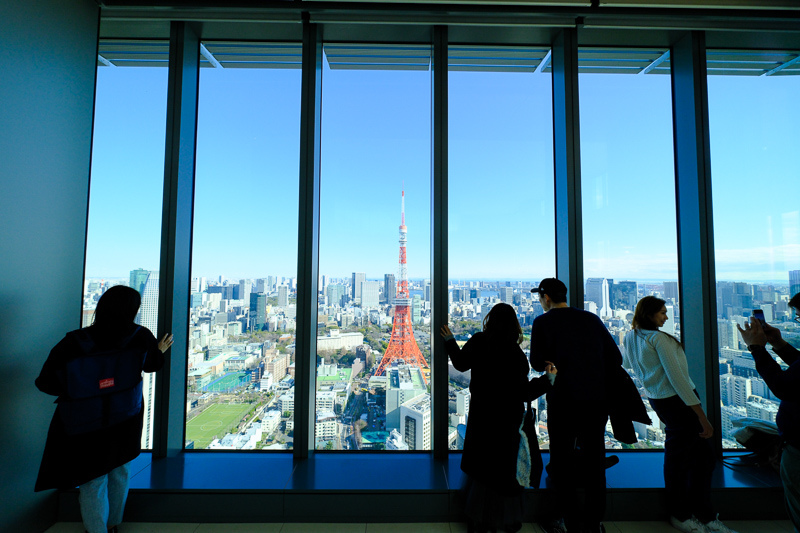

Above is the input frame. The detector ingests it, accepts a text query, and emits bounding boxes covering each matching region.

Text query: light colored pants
[782,444,800,533]
[78,462,131,533]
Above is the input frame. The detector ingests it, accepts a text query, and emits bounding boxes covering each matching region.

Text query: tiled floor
[44,521,796,533]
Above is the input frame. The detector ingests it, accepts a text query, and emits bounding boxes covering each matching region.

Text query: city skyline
[83,52,799,283]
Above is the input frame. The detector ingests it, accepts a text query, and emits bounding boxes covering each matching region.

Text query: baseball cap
[531,278,568,298]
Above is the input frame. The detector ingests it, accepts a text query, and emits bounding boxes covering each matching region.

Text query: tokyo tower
[375,190,429,381]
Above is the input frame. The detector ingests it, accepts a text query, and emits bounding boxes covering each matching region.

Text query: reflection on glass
[83,41,169,449]
[707,50,800,449]
[448,46,555,450]
[317,44,432,451]
[579,49,677,449]
[186,42,302,450]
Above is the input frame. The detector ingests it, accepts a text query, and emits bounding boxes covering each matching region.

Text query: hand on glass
[440,325,454,341]
[158,333,174,353]
[543,360,557,375]
[737,319,767,348]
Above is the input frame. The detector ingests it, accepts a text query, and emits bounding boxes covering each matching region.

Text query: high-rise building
[278,285,289,307]
[500,287,513,303]
[424,281,431,302]
[664,281,679,304]
[384,273,396,304]
[412,294,422,324]
[250,293,267,331]
[720,373,752,407]
[361,281,380,308]
[790,270,800,299]
[386,364,427,431]
[610,280,637,310]
[352,272,366,302]
[400,393,431,451]
[327,284,345,307]
[129,268,150,297]
[239,279,252,305]
[586,278,610,317]
[137,271,159,449]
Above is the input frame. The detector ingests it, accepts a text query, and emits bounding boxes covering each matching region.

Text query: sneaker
[669,516,706,533]
[539,518,568,533]
[702,516,739,533]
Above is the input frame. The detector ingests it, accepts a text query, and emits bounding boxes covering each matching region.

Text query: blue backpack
[57,327,147,435]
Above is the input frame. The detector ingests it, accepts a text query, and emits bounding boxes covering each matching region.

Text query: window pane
[317,44,432,451]
[187,42,301,450]
[447,46,555,451]
[579,48,677,449]
[707,50,800,449]
[83,41,169,450]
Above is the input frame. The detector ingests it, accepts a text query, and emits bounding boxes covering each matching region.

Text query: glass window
[707,49,800,448]
[579,48,677,449]
[447,45,555,451]
[186,42,302,451]
[316,44,432,451]
[83,40,170,449]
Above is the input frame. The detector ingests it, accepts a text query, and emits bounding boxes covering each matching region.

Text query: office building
[361,280,380,308]
[386,364,427,430]
[400,393,432,451]
[278,285,289,307]
[586,278,610,318]
[352,272,366,302]
[250,293,267,331]
[384,273,396,304]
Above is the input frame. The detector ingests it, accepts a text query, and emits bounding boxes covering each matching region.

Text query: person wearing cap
[737,293,800,533]
[529,277,622,533]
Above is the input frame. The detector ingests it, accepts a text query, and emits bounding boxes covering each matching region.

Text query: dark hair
[482,302,523,345]
[790,292,800,311]
[632,296,664,331]
[632,295,681,345]
[93,285,141,333]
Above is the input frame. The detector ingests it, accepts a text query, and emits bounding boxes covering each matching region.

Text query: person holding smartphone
[738,295,800,533]
[623,296,736,533]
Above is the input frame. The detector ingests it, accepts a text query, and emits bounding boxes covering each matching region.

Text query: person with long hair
[35,285,172,533]
[441,302,556,533]
[623,296,735,533]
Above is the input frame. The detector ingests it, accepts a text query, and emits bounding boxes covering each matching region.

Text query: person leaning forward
[529,278,623,533]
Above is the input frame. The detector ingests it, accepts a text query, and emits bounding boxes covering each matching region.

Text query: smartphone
[752,309,767,327]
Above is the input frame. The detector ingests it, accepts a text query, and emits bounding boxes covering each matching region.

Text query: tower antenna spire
[375,188,429,382]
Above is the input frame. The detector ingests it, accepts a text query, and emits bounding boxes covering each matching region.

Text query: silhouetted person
[35,285,172,533]
[442,302,556,533]
[738,293,800,533]
[624,296,736,533]
[530,278,620,533]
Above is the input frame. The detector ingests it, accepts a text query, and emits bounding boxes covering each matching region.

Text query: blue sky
[84,49,800,285]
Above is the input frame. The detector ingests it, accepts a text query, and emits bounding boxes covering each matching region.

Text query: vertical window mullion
[294,20,323,459]
[551,29,584,306]
[670,30,721,454]
[431,24,449,459]
[154,21,200,458]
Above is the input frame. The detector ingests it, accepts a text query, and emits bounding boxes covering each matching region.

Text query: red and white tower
[375,190,429,381]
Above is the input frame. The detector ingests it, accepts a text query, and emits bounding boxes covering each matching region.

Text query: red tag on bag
[99,378,115,389]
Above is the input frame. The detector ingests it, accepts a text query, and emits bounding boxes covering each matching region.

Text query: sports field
[203,372,249,392]
[186,403,253,449]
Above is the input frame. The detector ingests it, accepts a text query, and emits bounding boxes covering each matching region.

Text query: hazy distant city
[81,269,800,452]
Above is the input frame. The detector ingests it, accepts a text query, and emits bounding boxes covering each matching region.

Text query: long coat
[445,332,552,495]
[34,325,164,491]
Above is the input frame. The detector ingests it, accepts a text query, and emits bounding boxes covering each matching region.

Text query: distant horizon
[83,274,791,287]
